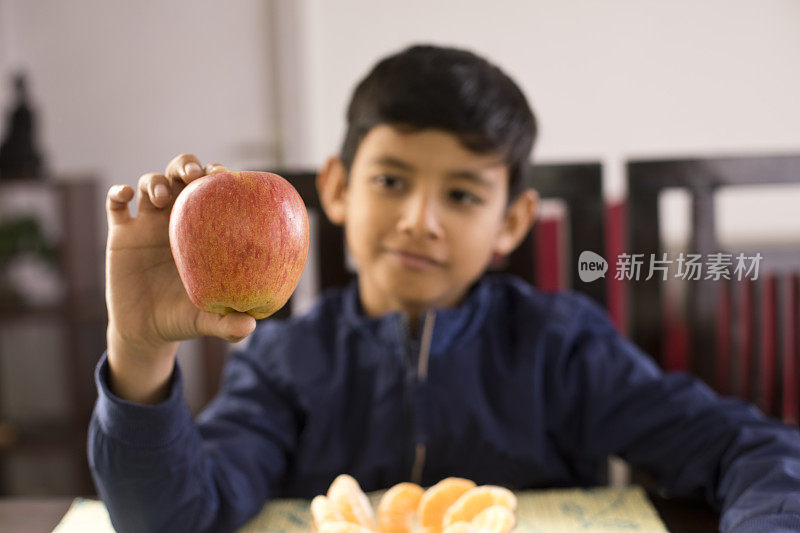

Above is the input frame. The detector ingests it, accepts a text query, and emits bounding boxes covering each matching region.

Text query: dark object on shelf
[0,73,45,180]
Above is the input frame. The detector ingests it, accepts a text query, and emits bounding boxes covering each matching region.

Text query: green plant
[0,215,59,268]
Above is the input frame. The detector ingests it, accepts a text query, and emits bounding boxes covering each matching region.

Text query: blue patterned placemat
[54,485,668,532]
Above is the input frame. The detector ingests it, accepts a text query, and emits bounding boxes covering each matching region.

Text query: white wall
[0,0,15,107]
[284,0,800,243]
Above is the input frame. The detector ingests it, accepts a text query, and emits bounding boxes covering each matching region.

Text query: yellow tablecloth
[54,485,668,532]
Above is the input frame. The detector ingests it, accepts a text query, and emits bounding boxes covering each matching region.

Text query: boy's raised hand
[104,154,256,403]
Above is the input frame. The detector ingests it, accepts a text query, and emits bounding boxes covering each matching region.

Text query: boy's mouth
[386,248,443,269]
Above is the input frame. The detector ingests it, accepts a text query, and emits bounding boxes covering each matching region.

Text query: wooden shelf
[0,177,105,496]
[0,419,85,454]
[0,297,105,322]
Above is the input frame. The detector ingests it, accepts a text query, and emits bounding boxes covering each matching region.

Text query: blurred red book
[534,201,568,293]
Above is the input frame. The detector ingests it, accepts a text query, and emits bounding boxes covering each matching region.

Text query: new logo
[578,251,608,283]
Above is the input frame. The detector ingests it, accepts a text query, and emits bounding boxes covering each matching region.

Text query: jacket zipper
[409,310,435,485]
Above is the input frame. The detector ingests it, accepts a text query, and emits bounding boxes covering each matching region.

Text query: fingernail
[154,184,170,198]
[184,162,201,176]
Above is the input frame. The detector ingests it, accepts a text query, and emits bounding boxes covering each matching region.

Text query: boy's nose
[397,192,444,240]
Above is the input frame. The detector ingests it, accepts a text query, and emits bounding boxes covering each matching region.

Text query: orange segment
[470,505,516,533]
[319,522,377,533]
[417,477,477,533]
[442,522,477,533]
[442,486,516,529]
[377,482,425,533]
[311,495,346,530]
[327,474,377,531]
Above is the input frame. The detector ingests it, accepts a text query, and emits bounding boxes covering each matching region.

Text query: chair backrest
[519,162,606,306]
[627,154,800,422]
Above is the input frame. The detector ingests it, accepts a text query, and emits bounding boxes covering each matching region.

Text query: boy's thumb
[197,311,257,343]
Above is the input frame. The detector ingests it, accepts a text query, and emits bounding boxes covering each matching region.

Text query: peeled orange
[313,475,517,533]
[377,482,425,533]
[441,486,516,529]
[417,478,477,533]
[327,474,377,531]
[311,495,346,530]
[442,522,477,533]
[470,504,516,533]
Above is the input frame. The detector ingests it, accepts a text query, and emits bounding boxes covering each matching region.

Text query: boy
[92,45,800,532]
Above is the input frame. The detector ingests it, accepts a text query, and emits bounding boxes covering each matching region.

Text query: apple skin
[168,171,310,319]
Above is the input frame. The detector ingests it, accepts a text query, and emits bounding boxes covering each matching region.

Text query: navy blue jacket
[88,274,800,532]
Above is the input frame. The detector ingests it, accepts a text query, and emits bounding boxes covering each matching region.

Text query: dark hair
[340,44,537,203]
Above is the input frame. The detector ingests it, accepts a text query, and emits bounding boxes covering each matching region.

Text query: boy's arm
[88,323,300,533]
[548,299,800,533]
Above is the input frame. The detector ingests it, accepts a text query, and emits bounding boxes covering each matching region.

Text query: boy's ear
[316,156,348,226]
[493,189,539,257]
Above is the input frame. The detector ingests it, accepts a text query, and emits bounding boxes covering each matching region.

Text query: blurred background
[0,0,798,497]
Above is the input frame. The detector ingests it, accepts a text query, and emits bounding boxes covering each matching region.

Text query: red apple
[168,171,310,319]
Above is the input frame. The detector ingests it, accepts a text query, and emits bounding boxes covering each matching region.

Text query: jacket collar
[341,274,492,354]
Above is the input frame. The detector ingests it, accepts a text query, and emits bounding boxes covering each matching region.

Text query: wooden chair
[519,162,606,306]
[627,154,800,422]
[200,163,607,402]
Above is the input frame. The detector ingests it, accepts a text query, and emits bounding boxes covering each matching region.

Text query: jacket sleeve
[87,322,302,533]
[547,296,800,533]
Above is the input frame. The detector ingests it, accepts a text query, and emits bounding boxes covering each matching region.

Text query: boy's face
[319,125,536,320]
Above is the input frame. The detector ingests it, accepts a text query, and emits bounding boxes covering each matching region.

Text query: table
[0,494,719,532]
[0,497,73,533]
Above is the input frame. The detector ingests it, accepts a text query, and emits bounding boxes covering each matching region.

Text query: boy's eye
[449,189,483,205]
[373,174,405,190]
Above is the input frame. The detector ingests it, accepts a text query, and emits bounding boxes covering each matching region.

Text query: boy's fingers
[194,310,256,343]
[136,172,172,212]
[165,153,203,185]
[204,162,228,175]
[106,185,134,226]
